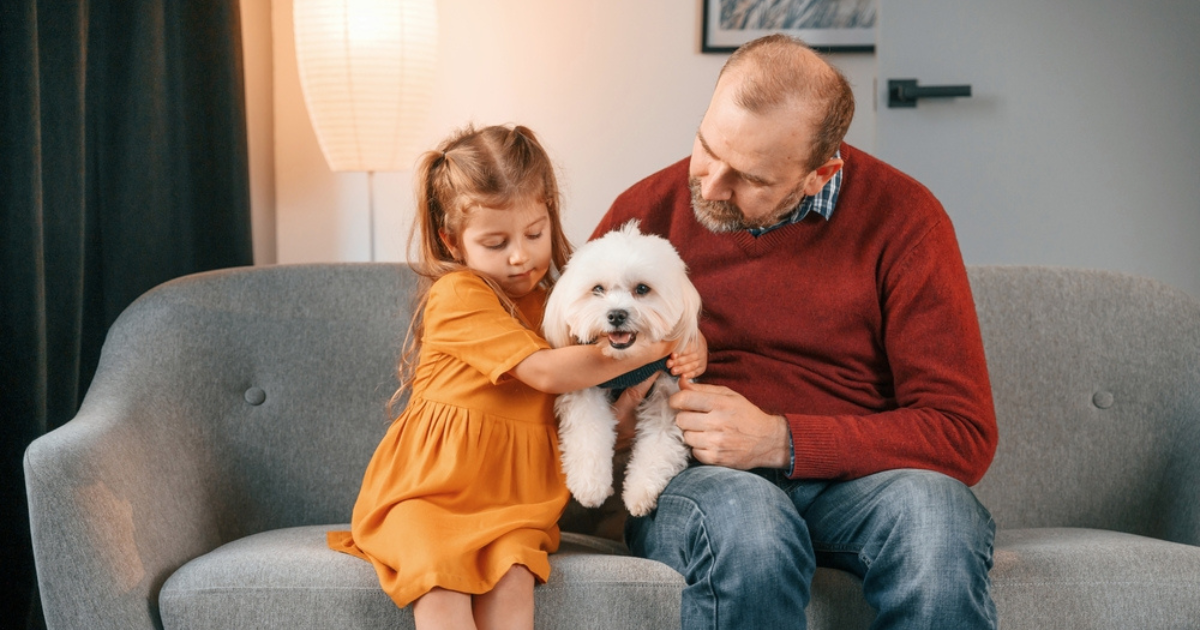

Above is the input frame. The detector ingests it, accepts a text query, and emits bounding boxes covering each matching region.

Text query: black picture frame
[702,0,877,54]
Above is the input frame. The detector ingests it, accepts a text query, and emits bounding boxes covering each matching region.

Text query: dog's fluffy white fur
[544,221,702,516]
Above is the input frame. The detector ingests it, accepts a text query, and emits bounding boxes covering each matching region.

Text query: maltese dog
[544,221,702,516]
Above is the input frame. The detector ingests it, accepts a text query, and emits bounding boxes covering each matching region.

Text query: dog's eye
[592,285,605,295]
[635,283,651,296]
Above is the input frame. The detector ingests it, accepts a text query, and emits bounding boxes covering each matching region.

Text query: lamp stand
[367,170,376,262]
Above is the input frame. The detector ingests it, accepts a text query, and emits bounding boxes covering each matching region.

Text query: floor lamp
[293,0,438,261]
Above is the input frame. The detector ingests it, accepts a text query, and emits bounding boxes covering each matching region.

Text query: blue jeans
[625,466,997,630]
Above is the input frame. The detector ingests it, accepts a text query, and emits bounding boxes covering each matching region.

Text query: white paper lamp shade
[293,0,437,172]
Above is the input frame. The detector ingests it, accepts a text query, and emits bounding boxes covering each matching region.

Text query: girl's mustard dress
[327,270,570,608]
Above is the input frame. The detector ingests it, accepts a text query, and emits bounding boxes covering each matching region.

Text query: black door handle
[887,79,972,108]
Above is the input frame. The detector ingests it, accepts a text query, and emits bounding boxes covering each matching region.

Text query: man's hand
[670,378,791,470]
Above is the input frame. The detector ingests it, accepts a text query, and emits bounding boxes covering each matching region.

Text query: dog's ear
[542,283,573,348]
[669,276,703,350]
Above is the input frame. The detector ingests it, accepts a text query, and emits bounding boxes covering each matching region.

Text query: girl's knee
[471,566,535,630]
[492,564,534,595]
[413,587,474,628]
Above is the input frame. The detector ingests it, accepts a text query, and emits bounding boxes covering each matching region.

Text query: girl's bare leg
[473,565,534,630]
[413,587,475,630]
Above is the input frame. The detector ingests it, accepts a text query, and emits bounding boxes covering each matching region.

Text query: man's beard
[688,177,806,233]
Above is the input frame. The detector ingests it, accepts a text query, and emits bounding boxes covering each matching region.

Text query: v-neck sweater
[592,144,997,486]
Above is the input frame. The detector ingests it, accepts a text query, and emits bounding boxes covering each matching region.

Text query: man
[594,35,999,628]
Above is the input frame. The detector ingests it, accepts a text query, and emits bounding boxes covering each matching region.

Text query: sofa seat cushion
[159,524,877,629]
[159,525,684,630]
[992,528,1200,628]
[160,525,1200,630]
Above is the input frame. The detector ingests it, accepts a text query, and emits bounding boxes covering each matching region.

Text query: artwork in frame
[702,0,877,53]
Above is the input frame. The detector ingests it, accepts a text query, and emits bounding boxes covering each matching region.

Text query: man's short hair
[720,34,855,171]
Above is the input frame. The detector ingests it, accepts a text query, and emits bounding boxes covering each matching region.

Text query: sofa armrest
[26,398,225,630]
[24,263,415,630]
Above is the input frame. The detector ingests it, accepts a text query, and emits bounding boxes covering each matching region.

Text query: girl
[328,124,704,630]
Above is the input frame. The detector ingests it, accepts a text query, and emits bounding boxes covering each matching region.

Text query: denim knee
[878,471,992,555]
[831,470,996,629]
[625,466,813,629]
[631,468,802,554]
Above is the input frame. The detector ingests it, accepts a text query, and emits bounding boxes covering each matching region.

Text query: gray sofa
[24,263,1200,629]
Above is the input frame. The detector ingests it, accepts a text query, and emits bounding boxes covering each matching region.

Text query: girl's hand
[515,333,679,394]
[667,332,707,380]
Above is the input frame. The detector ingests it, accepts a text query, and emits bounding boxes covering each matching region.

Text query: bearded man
[593,34,1000,630]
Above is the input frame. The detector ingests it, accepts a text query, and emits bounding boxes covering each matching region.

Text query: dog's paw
[623,486,660,517]
[570,482,615,509]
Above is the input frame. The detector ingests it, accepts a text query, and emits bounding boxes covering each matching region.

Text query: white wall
[239,0,276,264]
[247,0,877,263]
[873,0,1200,299]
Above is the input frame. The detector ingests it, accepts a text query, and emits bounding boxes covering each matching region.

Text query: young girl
[328,124,704,630]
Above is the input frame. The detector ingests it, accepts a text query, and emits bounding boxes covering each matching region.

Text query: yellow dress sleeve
[423,271,551,384]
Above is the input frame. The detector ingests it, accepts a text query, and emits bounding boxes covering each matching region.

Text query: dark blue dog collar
[598,356,671,390]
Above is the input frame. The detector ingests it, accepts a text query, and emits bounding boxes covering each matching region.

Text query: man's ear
[801,156,845,196]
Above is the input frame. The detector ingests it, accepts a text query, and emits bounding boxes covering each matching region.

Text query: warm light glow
[294,0,438,172]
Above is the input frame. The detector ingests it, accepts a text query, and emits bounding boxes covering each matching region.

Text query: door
[874,1,1200,298]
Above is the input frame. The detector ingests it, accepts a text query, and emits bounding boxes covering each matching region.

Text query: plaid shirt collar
[747,150,842,237]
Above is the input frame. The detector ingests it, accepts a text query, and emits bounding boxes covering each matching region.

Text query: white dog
[544,221,702,516]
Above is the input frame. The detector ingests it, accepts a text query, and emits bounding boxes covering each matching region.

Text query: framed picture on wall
[702,0,877,53]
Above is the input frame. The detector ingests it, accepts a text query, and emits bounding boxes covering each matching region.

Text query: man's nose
[700,164,732,201]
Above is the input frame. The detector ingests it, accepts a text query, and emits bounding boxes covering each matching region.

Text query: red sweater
[593,144,997,486]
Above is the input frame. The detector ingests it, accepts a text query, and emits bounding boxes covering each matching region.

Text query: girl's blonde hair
[390,124,572,415]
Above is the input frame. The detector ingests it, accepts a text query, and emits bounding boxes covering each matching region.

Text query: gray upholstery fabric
[158,527,878,629]
[160,529,683,629]
[24,264,412,630]
[969,266,1200,544]
[991,528,1200,628]
[24,264,1200,630]
[158,526,1200,629]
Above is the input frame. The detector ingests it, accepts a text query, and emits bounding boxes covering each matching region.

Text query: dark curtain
[0,0,253,626]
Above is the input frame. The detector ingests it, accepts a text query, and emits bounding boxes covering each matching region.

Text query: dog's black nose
[607,309,628,326]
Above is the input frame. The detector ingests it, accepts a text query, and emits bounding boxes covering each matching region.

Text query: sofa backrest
[83,263,416,541]
[968,266,1200,545]
[77,263,1200,547]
